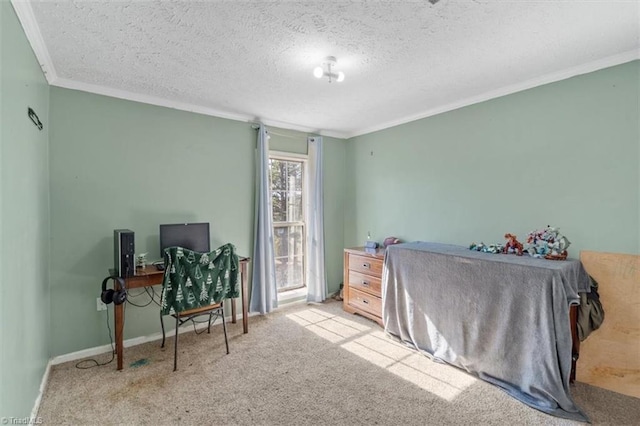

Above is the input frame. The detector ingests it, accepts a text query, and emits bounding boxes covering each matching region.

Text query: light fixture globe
[323,56,337,67]
[314,56,345,83]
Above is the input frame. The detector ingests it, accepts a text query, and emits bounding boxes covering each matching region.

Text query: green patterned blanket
[160,244,239,316]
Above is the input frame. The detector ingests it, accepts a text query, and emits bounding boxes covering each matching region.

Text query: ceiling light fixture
[313,56,345,83]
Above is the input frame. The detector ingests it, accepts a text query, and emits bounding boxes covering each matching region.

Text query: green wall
[346,61,640,256]
[4,2,638,415]
[49,87,346,356]
[0,0,51,419]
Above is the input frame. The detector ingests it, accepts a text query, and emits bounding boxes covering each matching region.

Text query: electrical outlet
[96,297,107,311]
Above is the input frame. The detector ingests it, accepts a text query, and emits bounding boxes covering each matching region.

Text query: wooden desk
[113,257,250,370]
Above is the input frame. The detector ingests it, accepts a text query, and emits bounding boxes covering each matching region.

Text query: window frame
[269,150,308,293]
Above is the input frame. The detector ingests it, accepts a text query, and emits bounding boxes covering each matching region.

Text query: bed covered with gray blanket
[383,242,591,422]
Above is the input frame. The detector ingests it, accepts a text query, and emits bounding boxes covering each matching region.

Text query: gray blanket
[383,242,591,422]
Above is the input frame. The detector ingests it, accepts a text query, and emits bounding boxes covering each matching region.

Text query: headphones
[101,275,127,306]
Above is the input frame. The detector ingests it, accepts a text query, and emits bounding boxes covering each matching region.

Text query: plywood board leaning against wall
[579,251,640,398]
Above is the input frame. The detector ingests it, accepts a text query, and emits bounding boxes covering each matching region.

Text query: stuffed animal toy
[524,225,570,259]
[470,242,503,254]
[384,237,401,247]
[503,233,524,256]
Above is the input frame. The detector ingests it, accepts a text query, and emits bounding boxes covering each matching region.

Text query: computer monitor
[159,222,210,257]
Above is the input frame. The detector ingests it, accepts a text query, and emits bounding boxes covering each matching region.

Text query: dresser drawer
[344,247,385,327]
[349,254,384,277]
[348,287,382,318]
[348,270,381,297]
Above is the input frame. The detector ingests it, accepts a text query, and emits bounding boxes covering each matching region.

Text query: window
[269,154,306,292]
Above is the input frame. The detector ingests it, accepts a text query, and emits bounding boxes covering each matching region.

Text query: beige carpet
[38,300,639,425]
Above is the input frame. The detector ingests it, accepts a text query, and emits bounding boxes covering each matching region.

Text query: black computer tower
[114,229,135,278]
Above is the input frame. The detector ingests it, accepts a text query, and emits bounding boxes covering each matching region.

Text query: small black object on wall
[28,107,43,130]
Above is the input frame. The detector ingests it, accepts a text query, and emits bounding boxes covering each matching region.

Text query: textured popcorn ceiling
[21,0,640,137]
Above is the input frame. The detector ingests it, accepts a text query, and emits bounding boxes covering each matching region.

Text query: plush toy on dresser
[503,233,524,256]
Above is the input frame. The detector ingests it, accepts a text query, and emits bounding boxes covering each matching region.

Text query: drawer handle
[362,280,370,287]
[362,299,369,304]
[362,262,370,269]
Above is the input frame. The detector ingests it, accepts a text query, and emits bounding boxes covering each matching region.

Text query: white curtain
[306,136,327,302]
[250,124,278,314]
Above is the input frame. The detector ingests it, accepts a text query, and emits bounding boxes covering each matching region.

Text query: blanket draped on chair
[160,244,239,316]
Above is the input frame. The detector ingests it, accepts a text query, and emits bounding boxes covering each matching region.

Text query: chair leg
[221,303,229,355]
[173,314,179,372]
[160,311,166,348]
[207,312,213,334]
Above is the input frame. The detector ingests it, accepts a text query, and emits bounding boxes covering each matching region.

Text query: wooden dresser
[343,247,385,326]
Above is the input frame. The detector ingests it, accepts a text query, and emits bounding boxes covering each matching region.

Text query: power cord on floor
[190,313,220,334]
[74,281,178,369]
[75,306,115,369]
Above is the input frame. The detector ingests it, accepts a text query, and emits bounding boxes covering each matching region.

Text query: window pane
[291,191,302,222]
[270,159,303,222]
[269,156,306,291]
[273,224,304,289]
[275,256,303,290]
[271,190,286,222]
[287,162,303,191]
[269,159,286,191]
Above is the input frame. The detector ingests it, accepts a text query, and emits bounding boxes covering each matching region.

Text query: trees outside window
[269,156,306,291]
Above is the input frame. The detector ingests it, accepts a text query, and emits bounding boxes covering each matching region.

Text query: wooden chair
[159,244,239,371]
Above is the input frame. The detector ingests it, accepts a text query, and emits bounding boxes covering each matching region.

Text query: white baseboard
[35,300,308,417]
[51,312,251,366]
[50,299,309,366]
[30,359,52,419]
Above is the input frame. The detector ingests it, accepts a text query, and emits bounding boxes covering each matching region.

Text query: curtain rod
[250,123,312,139]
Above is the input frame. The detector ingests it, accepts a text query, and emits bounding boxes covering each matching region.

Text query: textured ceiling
[16,0,640,138]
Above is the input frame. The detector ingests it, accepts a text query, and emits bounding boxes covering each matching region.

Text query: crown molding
[10,1,347,139]
[11,0,636,141]
[47,50,640,141]
[53,76,256,123]
[52,77,349,139]
[347,50,640,139]
[11,0,57,83]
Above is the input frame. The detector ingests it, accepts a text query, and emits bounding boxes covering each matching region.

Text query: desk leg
[570,305,579,384]
[242,260,248,334]
[115,302,124,370]
[231,297,237,324]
